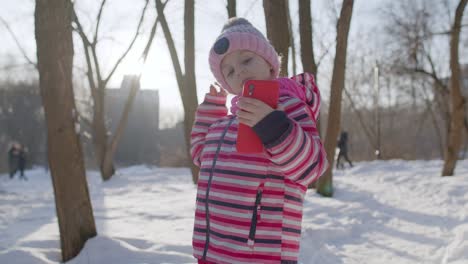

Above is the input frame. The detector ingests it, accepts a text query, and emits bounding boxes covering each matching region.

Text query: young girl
[191,17,328,264]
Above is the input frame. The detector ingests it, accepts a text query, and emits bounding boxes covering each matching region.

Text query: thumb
[220,88,228,97]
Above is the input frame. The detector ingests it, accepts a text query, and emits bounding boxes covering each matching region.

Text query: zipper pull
[248,238,255,248]
[257,183,264,222]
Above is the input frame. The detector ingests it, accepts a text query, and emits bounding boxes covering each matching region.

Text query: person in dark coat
[8,143,20,179]
[8,143,28,180]
[336,131,353,169]
[17,146,27,180]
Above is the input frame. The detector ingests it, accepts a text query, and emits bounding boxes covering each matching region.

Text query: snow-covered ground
[1,160,467,264]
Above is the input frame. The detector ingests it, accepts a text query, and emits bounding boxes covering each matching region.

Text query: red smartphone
[236,80,280,153]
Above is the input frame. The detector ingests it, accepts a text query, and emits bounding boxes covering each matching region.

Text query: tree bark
[442,0,467,176]
[35,0,97,261]
[298,0,321,144]
[227,0,236,18]
[263,0,290,77]
[317,0,354,197]
[286,1,296,76]
[299,0,317,77]
[184,0,200,182]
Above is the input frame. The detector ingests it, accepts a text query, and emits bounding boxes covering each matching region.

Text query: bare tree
[263,0,290,77]
[227,0,236,18]
[34,0,96,261]
[317,0,354,197]
[382,0,452,151]
[286,0,296,76]
[298,0,321,150]
[382,0,467,174]
[155,0,199,183]
[442,0,467,176]
[72,0,152,180]
[343,84,378,151]
[299,0,317,77]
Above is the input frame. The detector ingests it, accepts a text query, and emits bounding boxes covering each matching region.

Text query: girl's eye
[243,58,252,64]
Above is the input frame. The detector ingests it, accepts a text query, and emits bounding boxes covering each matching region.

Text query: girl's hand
[209,83,227,97]
[237,97,275,127]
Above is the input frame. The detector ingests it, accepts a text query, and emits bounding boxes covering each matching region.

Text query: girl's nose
[238,66,247,76]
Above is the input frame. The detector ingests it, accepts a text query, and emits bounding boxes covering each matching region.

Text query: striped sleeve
[190,94,228,167]
[264,97,328,187]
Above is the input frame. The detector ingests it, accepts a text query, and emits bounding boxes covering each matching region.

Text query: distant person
[336,131,353,169]
[8,143,28,180]
[190,18,328,263]
[17,146,28,180]
[8,143,20,179]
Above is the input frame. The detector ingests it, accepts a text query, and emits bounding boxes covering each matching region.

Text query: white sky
[0,0,465,124]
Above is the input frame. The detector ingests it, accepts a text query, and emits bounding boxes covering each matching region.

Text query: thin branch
[316,41,333,68]
[430,23,468,36]
[0,63,32,71]
[343,82,378,150]
[103,0,150,85]
[93,0,107,45]
[141,1,168,62]
[242,0,259,18]
[72,7,98,95]
[0,16,37,69]
[90,44,103,88]
[155,0,184,90]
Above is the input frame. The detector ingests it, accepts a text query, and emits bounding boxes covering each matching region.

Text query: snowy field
[1,160,467,264]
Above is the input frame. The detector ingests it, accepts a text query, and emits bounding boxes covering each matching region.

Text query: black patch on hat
[213,37,229,55]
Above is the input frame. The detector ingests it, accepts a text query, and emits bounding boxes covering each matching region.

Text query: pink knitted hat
[209,18,280,93]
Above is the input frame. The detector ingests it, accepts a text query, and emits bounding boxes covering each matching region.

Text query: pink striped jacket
[191,73,328,263]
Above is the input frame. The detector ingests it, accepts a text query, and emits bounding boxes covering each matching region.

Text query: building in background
[106,75,160,166]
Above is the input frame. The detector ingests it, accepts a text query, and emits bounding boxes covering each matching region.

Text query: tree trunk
[227,0,236,18]
[184,0,200,182]
[298,0,321,150]
[263,0,290,77]
[317,0,354,197]
[34,0,97,261]
[286,1,296,76]
[299,0,317,77]
[91,93,115,180]
[103,77,141,180]
[442,0,467,176]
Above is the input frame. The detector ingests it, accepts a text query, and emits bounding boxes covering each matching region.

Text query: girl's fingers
[209,83,228,97]
[236,110,252,120]
[220,88,228,97]
[239,97,262,106]
[238,116,254,127]
[238,99,259,111]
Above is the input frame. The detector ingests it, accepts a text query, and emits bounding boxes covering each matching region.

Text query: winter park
[1,0,468,263]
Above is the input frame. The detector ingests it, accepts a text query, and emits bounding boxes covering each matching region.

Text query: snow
[1,160,468,264]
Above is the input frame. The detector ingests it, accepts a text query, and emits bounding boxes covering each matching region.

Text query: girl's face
[221,50,274,95]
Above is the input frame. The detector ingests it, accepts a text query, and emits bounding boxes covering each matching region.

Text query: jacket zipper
[202,117,235,260]
[248,183,264,248]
